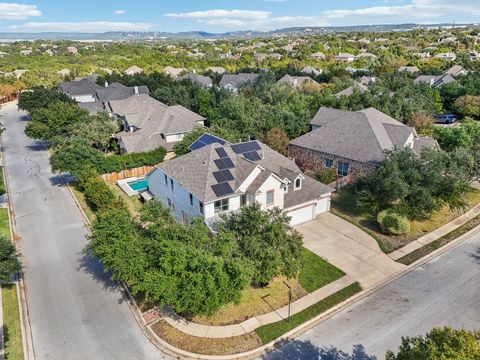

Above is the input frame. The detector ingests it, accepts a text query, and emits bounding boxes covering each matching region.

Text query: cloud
[166,9,270,20]
[113,9,126,15]
[9,21,154,32]
[0,2,41,20]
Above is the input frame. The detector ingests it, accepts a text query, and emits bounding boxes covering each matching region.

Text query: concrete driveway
[298,213,405,289]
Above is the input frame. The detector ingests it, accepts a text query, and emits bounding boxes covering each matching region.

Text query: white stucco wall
[165,133,185,143]
[254,174,284,210]
[147,168,203,224]
[72,94,96,103]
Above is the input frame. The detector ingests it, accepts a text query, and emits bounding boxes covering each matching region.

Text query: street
[0,102,167,360]
[264,230,480,359]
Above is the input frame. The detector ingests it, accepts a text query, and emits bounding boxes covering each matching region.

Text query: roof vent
[203,160,207,165]
[134,86,139,95]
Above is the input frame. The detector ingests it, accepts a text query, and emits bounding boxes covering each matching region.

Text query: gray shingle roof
[109,94,205,153]
[59,78,102,96]
[219,73,260,88]
[293,107,415,165]
[156,140,332,203]
[176,73,212,87]
[334,82,369,98]
[95,83,149,102]
[277,75,319,88]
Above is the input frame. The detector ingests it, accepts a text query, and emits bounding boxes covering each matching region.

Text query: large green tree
[18,87,74,114]
[0,235,22,282]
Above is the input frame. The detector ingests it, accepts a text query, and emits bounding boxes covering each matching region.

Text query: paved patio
[298,213,405,289]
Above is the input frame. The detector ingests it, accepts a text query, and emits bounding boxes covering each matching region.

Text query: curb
[0,138,36,360]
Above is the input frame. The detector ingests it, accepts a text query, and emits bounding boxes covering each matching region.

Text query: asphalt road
[0,103,168,360]
[264,230,480,359]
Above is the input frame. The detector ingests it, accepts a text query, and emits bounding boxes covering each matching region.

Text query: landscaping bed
[192,248,344,326]
[1,285,24,360]
[331,187,480,253]
[398,213,480,265]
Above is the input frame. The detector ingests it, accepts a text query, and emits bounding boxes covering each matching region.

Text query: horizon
[0,1,479,34]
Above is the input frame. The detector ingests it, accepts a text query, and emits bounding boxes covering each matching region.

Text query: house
[95,82,150,103]
[269,53,282,60]
[5,69,28,79]
[277,75,319,89]
[413,52,431,59]
[108,94,205,154]
[57,68,71,77]
[124,65,143,76]
[398,65,420,74]
[20,49,32,56]
[147,138,334,226]
[219,73,260,92]
[355,52,378,61]
[434,52,456,61]
[444,65,468,77]
[310,52,326,60]
[301,66,322,76]
[206,66,226,74]
[334,82,369,98]
[66,46,78,54]
[0,51,8,58]
[414,74,455,87]
[335,53,356,62]
[59,78,103,103]
[163,66,186,78]
[469,51,479,61]
[176,73,213,88]
[289,107,438,183]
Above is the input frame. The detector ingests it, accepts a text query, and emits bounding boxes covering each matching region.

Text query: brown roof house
[289,107,438,184]
[108,94,205,154]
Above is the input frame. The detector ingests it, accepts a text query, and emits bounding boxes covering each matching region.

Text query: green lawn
[0,167,6,196]
[2,285,24,360]
[0,207,11,239]
[255,282,362,344]
[298,248,345,293]
[331,187,480,254]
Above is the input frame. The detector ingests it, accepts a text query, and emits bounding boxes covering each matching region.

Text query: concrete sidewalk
[159,275,355,338]
[299,213,405,289]
[389,203,480,260]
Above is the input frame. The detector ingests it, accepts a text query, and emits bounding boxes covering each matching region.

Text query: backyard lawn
[106,182,142,216]
[0,207,11,239]
[2,285,24,360]
[192,248,345,326]
[331,187,480,253]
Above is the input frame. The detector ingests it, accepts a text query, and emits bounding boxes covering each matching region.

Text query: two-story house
[147,138,333,227]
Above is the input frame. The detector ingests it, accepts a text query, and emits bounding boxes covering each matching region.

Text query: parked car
[434,113,456,124]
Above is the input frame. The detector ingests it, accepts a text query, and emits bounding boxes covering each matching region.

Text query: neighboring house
[269,53,282,60]
[147,139,334,227]
[469,50,479,61]
[206,66,226,74]
[163,66,186,78]
[59,78,103,103]
[398,65,420,73]
[57,68,71,77]
[67,46,78,54]
[357,76,377,86]
[289,107,438,183]
[108,94,205,153]
[355,52,377,60]
[277,75,320,89]
[311,52,326,60]
[335,53,356,62]
[176,73,213,88]
[219,73,260,92]
[414,74,455,87]
[20,49,32,56]
[301,66,322,76]
[95,82,150,103]
[0,51,8,58]
[444,65,468,77]
[334,82,369,98]
[124,65,143,76]
[3,69,28,79]
[434,52,456,61]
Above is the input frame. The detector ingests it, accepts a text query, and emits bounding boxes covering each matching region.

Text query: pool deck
[117,177,144,197]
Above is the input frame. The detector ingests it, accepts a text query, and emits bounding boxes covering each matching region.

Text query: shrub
[315,169,336,184]
[83,176,125,212]
[96,147,166,174]
[377,210,410,235]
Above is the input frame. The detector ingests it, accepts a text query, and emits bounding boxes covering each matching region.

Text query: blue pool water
[127,178,148,192]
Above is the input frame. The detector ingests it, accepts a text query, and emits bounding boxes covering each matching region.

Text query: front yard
[331,187,480,253]
[192,248,345,326]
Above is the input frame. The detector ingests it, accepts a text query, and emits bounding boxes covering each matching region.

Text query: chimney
[134,86,139,95]
[104,81,108,87]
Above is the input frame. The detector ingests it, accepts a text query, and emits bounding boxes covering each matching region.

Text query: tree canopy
[0,235,22,282]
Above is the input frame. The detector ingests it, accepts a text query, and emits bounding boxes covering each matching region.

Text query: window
[214,199,229,214]
[189,193,193,206]
[283,185,288,193]
[170,179,174,191]
[199,202,204,214]
[337,161,349,176]
[240,194,247,207]
[164,174,168,185]
[294,178,302,190]
[266,190,274,205]
[325,159,334,168]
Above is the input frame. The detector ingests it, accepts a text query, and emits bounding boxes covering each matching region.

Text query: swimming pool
[127,178,148,192]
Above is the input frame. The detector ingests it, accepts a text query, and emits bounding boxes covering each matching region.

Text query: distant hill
[0,23,477,41]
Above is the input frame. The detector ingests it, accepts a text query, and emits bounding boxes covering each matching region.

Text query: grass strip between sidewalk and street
[2,285,24,360]
[398,213,480,265]
[255,282,362,344]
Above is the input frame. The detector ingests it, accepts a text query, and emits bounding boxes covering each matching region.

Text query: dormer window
[294,177,302,190]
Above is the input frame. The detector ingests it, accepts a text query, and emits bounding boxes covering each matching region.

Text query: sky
[0,0,479,33]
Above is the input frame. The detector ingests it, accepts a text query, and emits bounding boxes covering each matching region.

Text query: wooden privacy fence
[0,93,19,105]
[101,165,155,183]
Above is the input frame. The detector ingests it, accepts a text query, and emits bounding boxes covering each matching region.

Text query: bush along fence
[101,165,155,183]
[96,147,166,174]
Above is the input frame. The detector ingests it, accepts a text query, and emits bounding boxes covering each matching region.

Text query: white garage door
[315,197,330,216]
[287,205,315,226]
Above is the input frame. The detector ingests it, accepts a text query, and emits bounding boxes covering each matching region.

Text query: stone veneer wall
[288,144,378,182]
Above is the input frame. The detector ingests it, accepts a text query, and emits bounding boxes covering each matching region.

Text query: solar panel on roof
[243,141,261,152]
[213,169,234,183]
[215,148,228,158]
[244,151,262,161]
[188,133,227,151]
[231,144,244,154]
[221,169,234,181]
[211,182,234,197]
[222,157,235,169]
